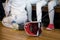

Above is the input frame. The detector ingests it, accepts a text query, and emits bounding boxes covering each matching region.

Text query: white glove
[4,0,11,17]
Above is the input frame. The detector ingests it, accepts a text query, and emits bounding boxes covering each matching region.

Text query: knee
[36,1,47,7]
[36,2,42,8]
[48,1,57,7]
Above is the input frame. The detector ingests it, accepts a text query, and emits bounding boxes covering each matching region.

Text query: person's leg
[46,0,57,30]
[36,1,47,22]
[26,2,32,22]
[26,0,40,22]
[35,1,47,36]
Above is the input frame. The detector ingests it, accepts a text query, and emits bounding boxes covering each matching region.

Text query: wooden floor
[0,22,60,40]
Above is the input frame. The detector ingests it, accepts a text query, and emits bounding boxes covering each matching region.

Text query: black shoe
[18,23,24,30]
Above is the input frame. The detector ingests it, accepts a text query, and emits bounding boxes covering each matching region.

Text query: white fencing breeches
[26,0,47,22]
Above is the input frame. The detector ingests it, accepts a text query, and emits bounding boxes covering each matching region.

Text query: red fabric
[47,24,54,29]
[25,23,35,36]
[24,22,42,36]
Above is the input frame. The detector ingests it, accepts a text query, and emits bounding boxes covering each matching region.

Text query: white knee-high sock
[26,2,32,21]
[36,2,42,22]
[48,8,54,24]
[36,1,47,22]
[48,0,57,24]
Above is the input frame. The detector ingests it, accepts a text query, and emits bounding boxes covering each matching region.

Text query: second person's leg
[46,0,58,30]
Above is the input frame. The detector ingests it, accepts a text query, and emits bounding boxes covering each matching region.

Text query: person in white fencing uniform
[36,0,58,30]
[2,0,28,30]
[26,0,48,22]
[27,0,58,30]
[2,0,48,30]
[2,0,58,30]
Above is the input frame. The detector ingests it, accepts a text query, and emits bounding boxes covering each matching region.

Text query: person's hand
[5,11,9,17]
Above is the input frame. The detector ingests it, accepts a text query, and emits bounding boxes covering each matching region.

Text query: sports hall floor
[0,22,60,40]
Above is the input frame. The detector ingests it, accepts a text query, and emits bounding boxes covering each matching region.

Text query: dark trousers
[0,3,5,21]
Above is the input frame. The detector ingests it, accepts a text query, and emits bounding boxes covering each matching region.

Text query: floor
[0,22,60,40]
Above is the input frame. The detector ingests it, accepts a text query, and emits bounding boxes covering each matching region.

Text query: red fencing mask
[24,22,42,36]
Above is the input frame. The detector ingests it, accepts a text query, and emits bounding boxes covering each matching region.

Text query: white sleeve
[4,0,12,16]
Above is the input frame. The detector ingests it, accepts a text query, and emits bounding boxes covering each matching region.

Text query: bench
[32,5,60,13]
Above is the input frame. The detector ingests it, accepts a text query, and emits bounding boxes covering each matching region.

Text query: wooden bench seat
[32,5,60,13]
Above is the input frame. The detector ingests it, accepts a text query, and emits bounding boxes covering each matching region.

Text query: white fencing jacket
[3,0,27,24]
